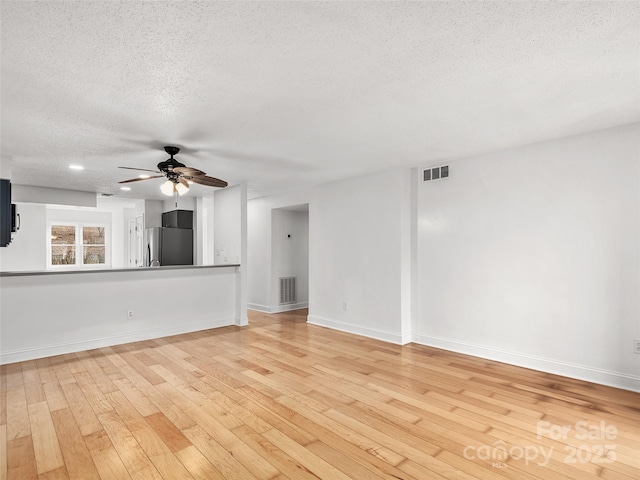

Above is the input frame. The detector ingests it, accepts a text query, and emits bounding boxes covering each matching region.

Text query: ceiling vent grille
[423,165,449,182]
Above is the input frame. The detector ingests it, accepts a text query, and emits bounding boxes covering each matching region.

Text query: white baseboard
[413,333,640,393]
[247,303,271,313]
[307,315,408,345]
[0,318,235,365]
[247,302,308,314]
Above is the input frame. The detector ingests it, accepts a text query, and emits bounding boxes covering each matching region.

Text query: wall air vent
[279,276,297,305]
[422,165,449,182]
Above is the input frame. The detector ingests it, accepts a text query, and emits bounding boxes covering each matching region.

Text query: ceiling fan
[119,146,228,196]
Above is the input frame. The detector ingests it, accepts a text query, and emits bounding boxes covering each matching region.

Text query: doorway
[271,204,309,314]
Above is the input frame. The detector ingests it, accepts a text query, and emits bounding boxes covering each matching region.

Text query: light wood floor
[1,309,639,479]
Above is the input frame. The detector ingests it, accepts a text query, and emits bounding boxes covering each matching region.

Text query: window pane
[83,227,105,245]
[51,246,76,265]
[51,225,75,245]
[83,246,105,264]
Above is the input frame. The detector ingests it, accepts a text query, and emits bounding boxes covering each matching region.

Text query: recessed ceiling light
[69,165,84,170]
[120,187,131,191]
[138,174,150,179]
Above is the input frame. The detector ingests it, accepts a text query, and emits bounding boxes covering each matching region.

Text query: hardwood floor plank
[144,412,191,453]
[26,402,64,475]
[83,430,132,480]
[50,408,100,480]
[41,383,68,413]
[6,364,31,440]
[6,435,38,480]
[96,409,163,480]
[230,424,322,480]
[182,425,259,480]
[21,362,46,405]
[173,445,226,480]
[263,427,354,480]
[306,440,390,480]
[37,465,69,480]
[0,424,7,480]
[59,383,102,437]
[0,365,7,428]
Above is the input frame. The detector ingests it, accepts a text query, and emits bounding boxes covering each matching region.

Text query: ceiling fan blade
[173,166,205,177]
[119,166,161,173]
[118,175,164,184]
[190,175,228,188]
[178,178,189,188]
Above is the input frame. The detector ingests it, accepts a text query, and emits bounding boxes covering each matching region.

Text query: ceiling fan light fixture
[160,180,175,196]
[175,182,189,196]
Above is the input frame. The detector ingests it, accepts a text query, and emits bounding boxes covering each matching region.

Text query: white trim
[247,303,271,313]
[307,315,407,345]
[248,302,308,314]
[0,318,235,365]
[413,333,640,393]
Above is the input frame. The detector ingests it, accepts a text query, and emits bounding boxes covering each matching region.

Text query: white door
[128,220,136,267]
[135,214,144,266]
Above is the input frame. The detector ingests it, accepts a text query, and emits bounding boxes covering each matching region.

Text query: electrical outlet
[634,340,640,354]
[342,302,347,311]
[127,310,134,319]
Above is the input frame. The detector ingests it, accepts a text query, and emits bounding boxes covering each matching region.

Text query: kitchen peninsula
[0,264,244,364]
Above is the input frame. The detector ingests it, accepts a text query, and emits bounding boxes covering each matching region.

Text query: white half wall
[415,123,640,391]
[0,266,239,364]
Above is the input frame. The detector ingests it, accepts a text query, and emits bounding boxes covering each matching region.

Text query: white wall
[144,200,163,227]
[248,168,413,343]
[163,195,196,212]
[1,266,239,364]
[247,198,274,308]
[13,185,97,207]
[270,208,309,312]
[195,196,215,265]
[415,122,640,390]
[0,203,47,271]
[213,184,247,325]
[214,185,242,265]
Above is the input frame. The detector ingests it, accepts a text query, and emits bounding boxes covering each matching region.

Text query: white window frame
[47,222,111,269]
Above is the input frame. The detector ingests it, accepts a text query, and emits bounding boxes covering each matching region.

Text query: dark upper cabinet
[0,179,11,247]
[162,209,193,229]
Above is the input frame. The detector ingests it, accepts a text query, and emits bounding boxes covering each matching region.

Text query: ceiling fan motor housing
[157,146,186,174]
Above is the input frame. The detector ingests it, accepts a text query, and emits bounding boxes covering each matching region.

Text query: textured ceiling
[1,1,638,200]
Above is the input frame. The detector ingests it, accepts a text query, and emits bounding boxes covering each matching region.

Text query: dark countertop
[0,264,240,277]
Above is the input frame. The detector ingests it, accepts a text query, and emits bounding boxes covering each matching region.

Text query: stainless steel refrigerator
[144,227,193,266]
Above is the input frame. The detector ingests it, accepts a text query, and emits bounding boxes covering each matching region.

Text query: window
[49,223,109,268]
[82,226,106,264]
